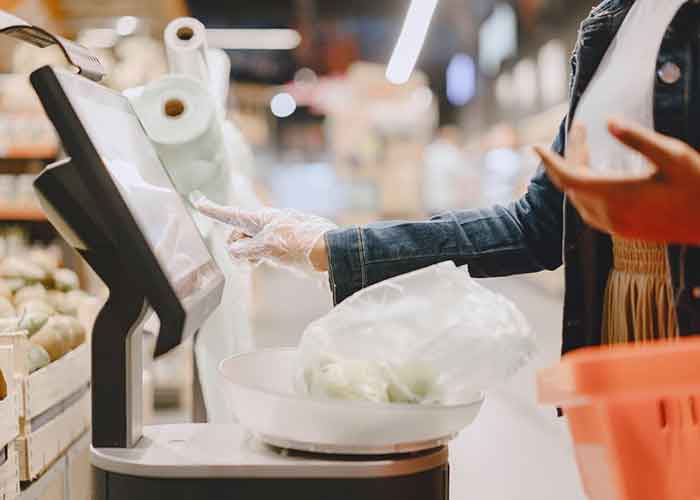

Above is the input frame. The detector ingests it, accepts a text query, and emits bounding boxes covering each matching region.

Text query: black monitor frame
[30,65,224,447]
[31,65,224,357]
[35,158,150,448]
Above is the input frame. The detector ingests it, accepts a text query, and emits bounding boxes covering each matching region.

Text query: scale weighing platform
[28,65,452,499]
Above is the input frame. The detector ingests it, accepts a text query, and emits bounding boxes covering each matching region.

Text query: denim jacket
[325,0,700,357]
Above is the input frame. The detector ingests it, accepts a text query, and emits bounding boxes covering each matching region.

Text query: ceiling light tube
[206,29,301,50]
[386,0,439,85]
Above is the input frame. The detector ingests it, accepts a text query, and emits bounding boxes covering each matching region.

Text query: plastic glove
[192,195,337,275]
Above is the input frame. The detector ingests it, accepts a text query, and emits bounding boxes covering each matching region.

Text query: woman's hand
[534,118,700,245]
[193,196,336,274]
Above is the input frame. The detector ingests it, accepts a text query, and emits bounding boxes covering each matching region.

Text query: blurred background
[0,1,598,498]
[0,0,589,229]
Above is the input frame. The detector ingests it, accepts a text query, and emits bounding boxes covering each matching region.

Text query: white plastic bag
[296,262,534,405]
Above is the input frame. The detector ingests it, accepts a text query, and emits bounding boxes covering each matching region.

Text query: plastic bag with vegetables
[296,262,535,405]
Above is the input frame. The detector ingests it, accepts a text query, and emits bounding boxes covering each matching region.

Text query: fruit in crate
[14,283,47,305]
[0,247,96,373]
[18,312,49,335]
[3,279,24,294]
[52,289,89,316]
[26,344,50,374]
[0,257,47,284]
[52,269,79,291]
[17,299,54,318]
[32,316,72,361]
[27,247,61,273]
[0,297,14,318]
[0,282,11,300]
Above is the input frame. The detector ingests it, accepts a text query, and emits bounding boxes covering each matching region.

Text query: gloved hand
[192,195,337,275]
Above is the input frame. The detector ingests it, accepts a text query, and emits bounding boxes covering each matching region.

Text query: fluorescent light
[207,29,301,50]
[386,0,439,85]
[446,53,476,106]
[270,93,297,118]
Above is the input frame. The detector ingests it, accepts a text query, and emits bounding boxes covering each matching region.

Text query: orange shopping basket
[538,338,700,500]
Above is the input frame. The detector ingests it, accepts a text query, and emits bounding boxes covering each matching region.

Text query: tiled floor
[250,266,586,499]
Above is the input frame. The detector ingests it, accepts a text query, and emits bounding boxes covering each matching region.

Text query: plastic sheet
[296,262,535,405]
[125,16,257,422]
[125,75,231,207]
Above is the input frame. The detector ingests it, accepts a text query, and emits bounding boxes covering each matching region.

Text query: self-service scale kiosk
[30,65,450,500]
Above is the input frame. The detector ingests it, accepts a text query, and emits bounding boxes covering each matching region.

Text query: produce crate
[16,390,89,481]
[18,454,67,500]
[65,433,89,500]
[0,443,20,500]
[18,341,89,423]
[0,346,19,449]
[0,333,90,481]
[0,346,20,500]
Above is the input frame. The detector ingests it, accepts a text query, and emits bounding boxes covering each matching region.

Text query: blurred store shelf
[0,148,57,161]
[0,204,45,221]
[46,0,188,32]
[516,103,569,147]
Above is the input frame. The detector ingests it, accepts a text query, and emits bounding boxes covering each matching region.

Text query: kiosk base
[92,465,449,500]
[91,424,449,500]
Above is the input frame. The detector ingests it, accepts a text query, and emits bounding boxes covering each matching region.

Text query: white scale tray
[220,348,484,455]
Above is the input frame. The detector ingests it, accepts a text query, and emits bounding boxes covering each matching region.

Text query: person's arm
[324,120,567,304]
[324,172,565,302]
[193,118,567,304]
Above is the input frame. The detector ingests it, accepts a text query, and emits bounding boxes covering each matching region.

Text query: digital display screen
[52,69,220,308]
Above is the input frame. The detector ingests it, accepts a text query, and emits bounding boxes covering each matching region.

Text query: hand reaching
[535,118,700,244]
[193,195,337,275]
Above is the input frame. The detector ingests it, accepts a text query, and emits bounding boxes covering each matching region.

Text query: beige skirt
[602,238,679,344]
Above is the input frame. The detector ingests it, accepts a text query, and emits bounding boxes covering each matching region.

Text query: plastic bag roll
[129,20,256,421]
[165,17,209,84]
[165,18,231,112]
[126,75,228,197]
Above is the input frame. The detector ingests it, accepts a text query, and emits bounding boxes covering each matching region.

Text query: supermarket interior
[0,0,697,499]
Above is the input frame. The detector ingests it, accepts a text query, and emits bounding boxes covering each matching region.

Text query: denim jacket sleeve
[325,118,567,305]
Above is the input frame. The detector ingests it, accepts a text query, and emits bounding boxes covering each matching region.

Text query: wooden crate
[0,333,90,481]
[65,433,89,500]
[16,390,89,481]
[0,346,20,500]
[17,454,67,500]
[0,347,19,450]
[0,334,89,421]
[0,443,20,500]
